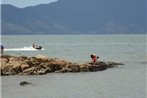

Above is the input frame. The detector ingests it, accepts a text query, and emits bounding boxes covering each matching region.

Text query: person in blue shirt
[0,43,4,55]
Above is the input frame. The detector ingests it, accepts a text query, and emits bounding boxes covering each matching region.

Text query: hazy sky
[1,0,58,8]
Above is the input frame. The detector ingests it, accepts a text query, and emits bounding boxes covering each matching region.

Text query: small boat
[32,43,42,50]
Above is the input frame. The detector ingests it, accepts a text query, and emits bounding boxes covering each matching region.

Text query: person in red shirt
[90,54,99,63]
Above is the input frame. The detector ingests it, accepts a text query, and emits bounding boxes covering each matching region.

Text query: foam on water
[4,46,45,51]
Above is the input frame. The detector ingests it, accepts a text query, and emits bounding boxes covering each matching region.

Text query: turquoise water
[1,35,147,98]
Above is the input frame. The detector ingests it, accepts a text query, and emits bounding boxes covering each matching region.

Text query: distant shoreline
[1,34,147,36]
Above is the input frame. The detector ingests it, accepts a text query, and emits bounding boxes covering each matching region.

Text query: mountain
[1,0,146,35]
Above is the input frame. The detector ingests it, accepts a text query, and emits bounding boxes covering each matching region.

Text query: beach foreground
[1,55,124,76]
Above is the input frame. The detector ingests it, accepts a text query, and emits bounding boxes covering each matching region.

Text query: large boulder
[36,55,49,62]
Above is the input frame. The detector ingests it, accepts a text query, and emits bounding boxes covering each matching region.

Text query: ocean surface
[1,34,147,98]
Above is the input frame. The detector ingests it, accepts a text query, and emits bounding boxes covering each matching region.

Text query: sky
[1,0,58,8]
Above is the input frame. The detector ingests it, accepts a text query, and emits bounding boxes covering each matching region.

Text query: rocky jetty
[0,55,124,76]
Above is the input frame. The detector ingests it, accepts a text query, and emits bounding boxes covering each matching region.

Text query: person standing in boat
[32,43,36,48]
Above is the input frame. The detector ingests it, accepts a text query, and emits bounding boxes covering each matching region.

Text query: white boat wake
[4,46,45,51]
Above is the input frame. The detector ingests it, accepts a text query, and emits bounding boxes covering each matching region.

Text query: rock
[12,65,22,74]
[1,58,8,64]
[20,64,30,70]
[66,64,80,72]
[22,67,37,75]
[37,68,50,75]
[80,65,90,72]
[106,61,124,68]
[36,55,48,62]
[89,65,107,71]
[20,81,32,86]
[0,55,124,75]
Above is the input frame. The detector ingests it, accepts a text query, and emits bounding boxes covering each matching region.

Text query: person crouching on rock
[90,54,99,63]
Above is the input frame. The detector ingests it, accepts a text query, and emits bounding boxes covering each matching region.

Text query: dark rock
[20,81,32,86]
[106,61,124,68]
[89,65,107,71]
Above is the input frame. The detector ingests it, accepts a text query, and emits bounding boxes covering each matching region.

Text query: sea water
[1,35,147,98]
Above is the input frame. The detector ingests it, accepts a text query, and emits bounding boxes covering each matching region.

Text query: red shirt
[92,56,97,62]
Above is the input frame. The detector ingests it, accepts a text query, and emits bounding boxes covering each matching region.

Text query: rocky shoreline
[0,55,124,76]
